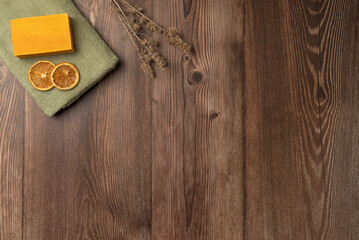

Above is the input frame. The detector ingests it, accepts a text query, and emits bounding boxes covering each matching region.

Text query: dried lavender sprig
[117,0,191,53]
[112,0,192,78]
[114,0,167,69]
[112,0,156,78]
[166,28,192,53]
[118,0,166,33]
[112,5,142,59]
[141,62,155,78]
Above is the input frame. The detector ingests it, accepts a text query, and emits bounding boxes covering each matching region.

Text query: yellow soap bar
[10,13,74,58]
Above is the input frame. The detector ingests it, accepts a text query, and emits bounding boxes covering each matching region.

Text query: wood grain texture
[244,0,359,239]
[0,60,24,240]
[318,1,359,239]
[151,0,244,239]
[244,1,324,239]
[0,0,358,239]
[23,0,152,239]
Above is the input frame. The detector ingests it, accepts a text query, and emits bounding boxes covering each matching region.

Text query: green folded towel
[0,0,119,116]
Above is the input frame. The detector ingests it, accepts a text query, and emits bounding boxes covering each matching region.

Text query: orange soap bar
[10,13,74,58]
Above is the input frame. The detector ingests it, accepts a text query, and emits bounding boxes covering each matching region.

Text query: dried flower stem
[111,0,192,78]
[114,2,153,59]
[114,1,158,58]
[114,8,155,78]
[119,0,166,33]
[114,3,141,43]
[113,6,143,60]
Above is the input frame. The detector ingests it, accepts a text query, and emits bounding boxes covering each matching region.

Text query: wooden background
[1,0,358,239]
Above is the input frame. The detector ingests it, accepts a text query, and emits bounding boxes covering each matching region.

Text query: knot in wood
[209,112,220,120]
[188,70,204,85]
[183,53,191,61]
[317,86,326,103]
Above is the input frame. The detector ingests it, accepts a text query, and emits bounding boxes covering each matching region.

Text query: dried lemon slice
[51,62,80,91]
[28,61,55,91]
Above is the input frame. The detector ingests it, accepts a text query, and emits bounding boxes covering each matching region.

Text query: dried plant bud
[132,22,141,32]
[144,54,152,63]
[134,5,143,12]
[152,52,167,70]
[168,28,178,35]
[142,38,157,47]
[140,47,152,63]
[141,62,155,78]
[138,17,146,24]
[146,22,163,34]
[166,32,191,53]
[143,45,167,70]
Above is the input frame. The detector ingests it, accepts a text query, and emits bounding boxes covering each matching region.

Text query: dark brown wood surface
[0,0,358,239]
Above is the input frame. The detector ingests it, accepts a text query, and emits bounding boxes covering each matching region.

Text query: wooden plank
[2,0,359,239]
[151,0,244,239]
[23,0,152,239]
[243,1,325,239]
[319,1,359,238]
[0,61,24,240]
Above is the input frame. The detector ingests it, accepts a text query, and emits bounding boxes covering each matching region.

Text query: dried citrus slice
[51,62,80,91]
[28,60,55,91]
